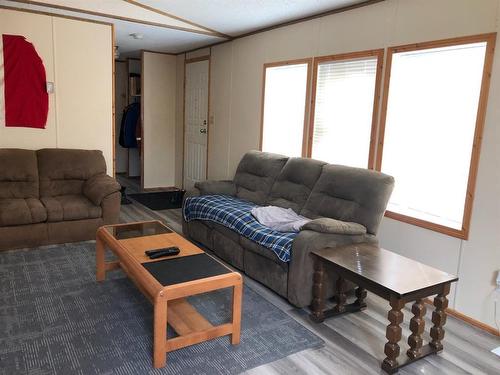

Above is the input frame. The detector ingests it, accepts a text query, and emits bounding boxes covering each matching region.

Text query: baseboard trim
[423,298,499,336]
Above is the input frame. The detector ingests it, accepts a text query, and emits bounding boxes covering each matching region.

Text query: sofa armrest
[287,230,376,308]
[181,180,235,237]
[302,218,367,235]
[101,191,121,224]
[83,174,121,206]
[183,187,201,202]
[182,188,201,236]
[194,180,236,196]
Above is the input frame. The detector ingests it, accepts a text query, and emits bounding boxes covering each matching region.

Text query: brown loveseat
[0,148,121,251]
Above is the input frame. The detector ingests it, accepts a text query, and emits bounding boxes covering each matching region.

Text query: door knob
[200,128,207,134]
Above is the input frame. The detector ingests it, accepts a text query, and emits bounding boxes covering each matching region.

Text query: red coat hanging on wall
[0,34,49,129]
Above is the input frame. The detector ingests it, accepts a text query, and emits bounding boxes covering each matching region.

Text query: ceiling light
[130,33,144,40]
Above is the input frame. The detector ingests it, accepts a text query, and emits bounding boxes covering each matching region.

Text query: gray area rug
[0,242,323,374]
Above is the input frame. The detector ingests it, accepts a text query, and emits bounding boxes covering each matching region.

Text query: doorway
[115,57,142,192]
[183,56,210,190]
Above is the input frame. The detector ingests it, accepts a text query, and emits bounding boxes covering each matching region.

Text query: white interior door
[184,59,209,189]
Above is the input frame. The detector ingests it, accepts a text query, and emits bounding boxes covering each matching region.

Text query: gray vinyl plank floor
[118,192,500,375]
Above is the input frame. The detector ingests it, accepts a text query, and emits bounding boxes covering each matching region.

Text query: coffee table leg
[96,236,106,282]
[153,297,167,368]
[407,299,426,359]
[231,279,243,345]
[430,283,450,352]
[382,296,405,373]
[310,257,326,323]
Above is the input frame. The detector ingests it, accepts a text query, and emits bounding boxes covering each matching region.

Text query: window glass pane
[381,42,487,229]
[262,63,308,157]
[311,57,378,167]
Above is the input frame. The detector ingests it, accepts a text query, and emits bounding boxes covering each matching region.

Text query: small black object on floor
[128,190,185,210]
[120,186,132,205]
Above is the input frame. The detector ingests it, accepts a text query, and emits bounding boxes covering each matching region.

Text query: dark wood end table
[310,243,458,374]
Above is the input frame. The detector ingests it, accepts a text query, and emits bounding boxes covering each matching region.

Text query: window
[260,60,311,157]
[309,50,383,168]
[377,34,496,239]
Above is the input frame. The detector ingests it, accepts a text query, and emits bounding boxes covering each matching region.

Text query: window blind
[311,57,378,168]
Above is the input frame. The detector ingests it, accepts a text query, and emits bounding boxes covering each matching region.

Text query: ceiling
[0,0,369,56]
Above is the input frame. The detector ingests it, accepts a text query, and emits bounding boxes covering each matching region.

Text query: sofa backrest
[37,149,107,197]
[267,157,326,213]
[0,149,39,199]
[233,150,288,205]
[300,164,394,235]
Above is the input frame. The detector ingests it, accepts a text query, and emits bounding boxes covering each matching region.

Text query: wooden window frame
[375,33,497,240]
[307,49,385,169]
[259,58,313,157]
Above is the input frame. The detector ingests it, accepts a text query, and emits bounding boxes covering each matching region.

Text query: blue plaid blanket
[183,195,297,262]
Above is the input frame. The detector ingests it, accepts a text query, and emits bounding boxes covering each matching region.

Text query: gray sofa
[182,150,394,308]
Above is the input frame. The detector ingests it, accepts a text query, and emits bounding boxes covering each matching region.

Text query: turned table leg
[382,296,405,373]
[407,299,426,359]
[354,287,367,309]
[430,283,450,352]
[333,277,347,313]
[310,257,326,323]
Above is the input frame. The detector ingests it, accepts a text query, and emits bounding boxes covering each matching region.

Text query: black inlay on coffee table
[142,253,231,286]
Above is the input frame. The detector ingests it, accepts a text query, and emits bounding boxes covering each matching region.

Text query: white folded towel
[251,205,311,232]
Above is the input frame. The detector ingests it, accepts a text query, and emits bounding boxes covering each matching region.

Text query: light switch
[46,82,54,93]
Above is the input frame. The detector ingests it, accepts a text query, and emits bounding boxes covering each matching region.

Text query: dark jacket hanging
[119,102,140,148]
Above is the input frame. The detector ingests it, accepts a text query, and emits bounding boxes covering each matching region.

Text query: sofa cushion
[212,229,245,270]
[0,198,47,226]
[244,250,289,298]
[41,195,102,222]
[195,180,236,196]
[0,149,39,199]
[302,217,367,235]
[37,149,107,197]
[239,236,287,269]
[212,222,240,243]
[183,194,297,262]
[267,157,326,212]
[301,165,394,235]
[233,150,288,205]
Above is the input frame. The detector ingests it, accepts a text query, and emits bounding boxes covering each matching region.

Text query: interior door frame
[182,52,211,190]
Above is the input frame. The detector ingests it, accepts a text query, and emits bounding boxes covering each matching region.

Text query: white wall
[52,17,113,172]
[175,54,185,187]
[0,9,113,173]
[142,51,177,189]
[204,0,500,329]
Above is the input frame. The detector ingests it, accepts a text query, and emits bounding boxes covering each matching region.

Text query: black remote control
[145,247,180,259]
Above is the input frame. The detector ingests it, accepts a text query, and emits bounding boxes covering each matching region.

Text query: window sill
[384,210,468,240]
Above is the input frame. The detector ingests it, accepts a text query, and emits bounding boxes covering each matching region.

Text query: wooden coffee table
[95,220,242,368]
[310,243,458,374]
